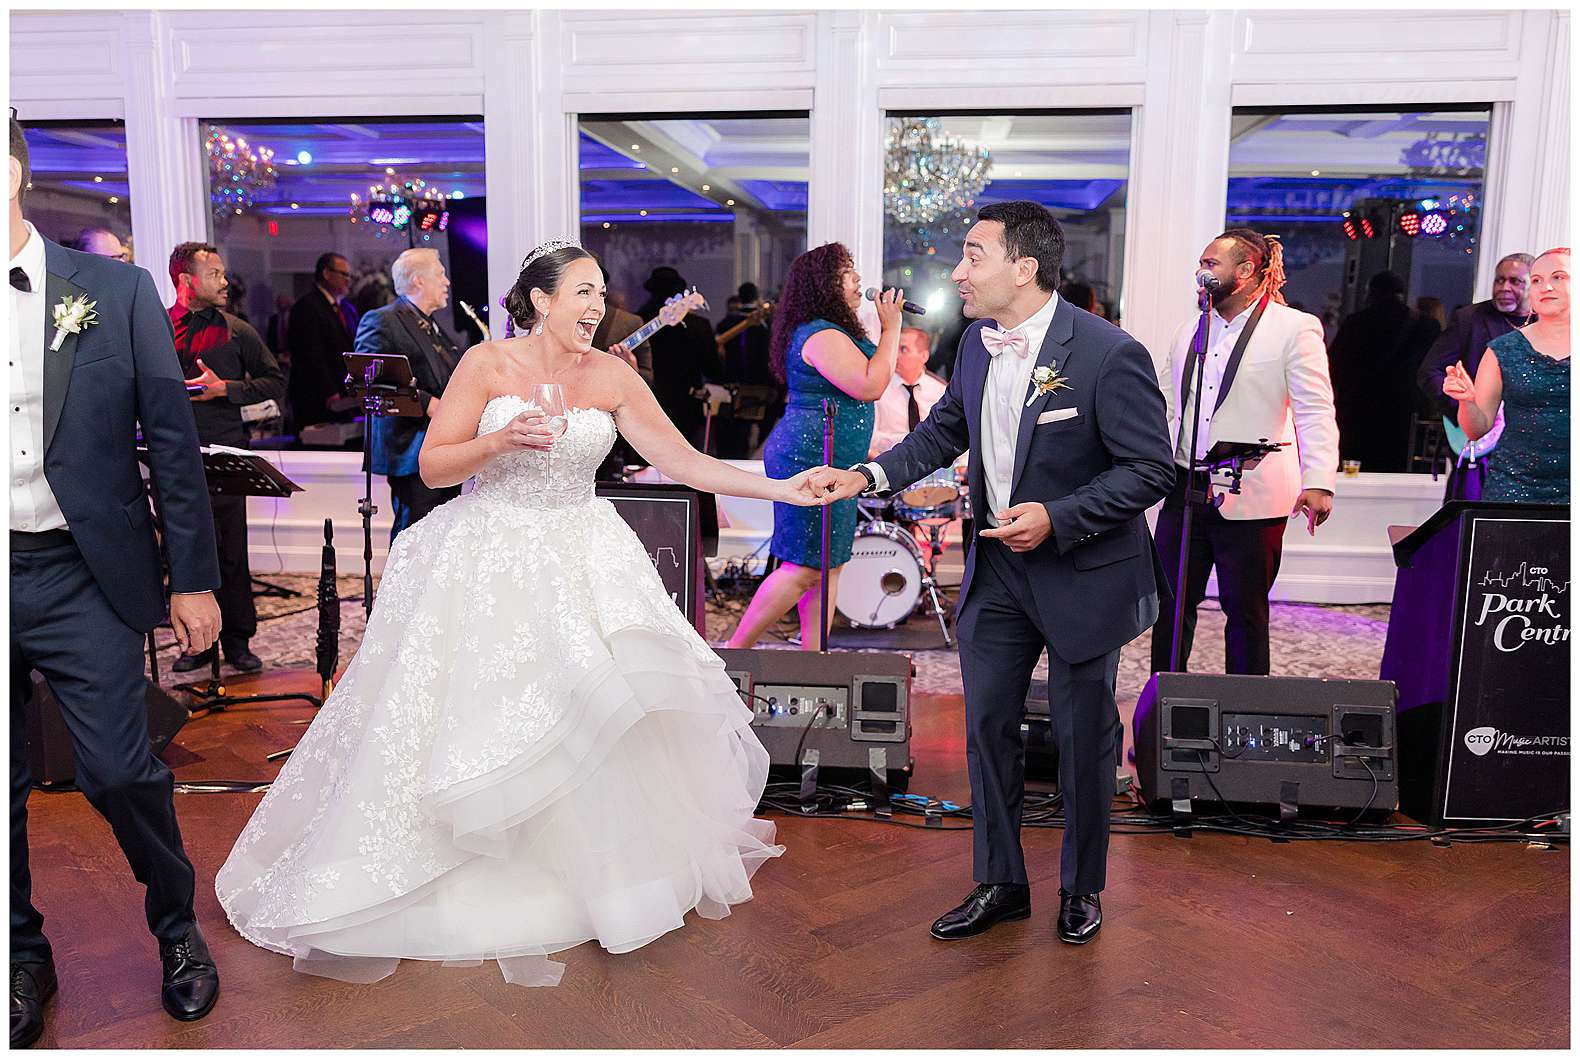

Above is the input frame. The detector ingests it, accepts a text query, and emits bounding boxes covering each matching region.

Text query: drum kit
[838,459,970,647]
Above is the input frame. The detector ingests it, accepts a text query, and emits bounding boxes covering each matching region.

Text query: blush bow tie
[981,325,1031,358]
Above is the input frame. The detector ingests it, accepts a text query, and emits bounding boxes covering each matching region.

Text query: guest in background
[1151,229,1339,677]
[286,252,359,430]
[639,265,721,447]
[869,326,946,457]
[1417,296,1448,332]
[1059,279,1103,319]
[166,242,285,675]
[593,264,653,385]
[354,248,465,539]
[727,244,903,650]
[1443,247,1570,503]
[68,225,128,261]
[1416,252,1535,499]
[716,281,778,458]
[264,292,292,360]
[223,270,249,322]
[1326,270,1440,473]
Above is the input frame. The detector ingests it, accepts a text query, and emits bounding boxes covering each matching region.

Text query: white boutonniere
[1025,362,1072,407]
[50,294,99,352]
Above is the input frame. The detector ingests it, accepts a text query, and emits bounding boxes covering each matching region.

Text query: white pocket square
[1036,407,1080,425]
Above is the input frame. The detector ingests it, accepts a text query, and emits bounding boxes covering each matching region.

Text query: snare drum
[893,467,962,524]
[836,521,925,628]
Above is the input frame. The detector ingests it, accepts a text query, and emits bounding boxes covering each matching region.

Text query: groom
[813,201,1173,943]
[10,116,223,1047]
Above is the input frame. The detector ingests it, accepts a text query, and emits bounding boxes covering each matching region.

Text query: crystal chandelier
[205,125,277,220]
[884,118,991,227]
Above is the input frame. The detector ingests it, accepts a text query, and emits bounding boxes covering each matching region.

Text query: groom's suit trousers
[11,541,198,964]
[958,537,1123,896]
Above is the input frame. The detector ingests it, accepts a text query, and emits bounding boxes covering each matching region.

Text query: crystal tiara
[521,239,583,269]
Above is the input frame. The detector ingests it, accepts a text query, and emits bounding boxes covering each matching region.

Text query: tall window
[1227,106,1493,335]
[577,113,809,323]
[198,117,488,341]
[881,111,1132,375]
[20,120,132,261]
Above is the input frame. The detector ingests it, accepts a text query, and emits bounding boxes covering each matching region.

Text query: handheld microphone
[864,287,927,316]
[1195,269,1222,292]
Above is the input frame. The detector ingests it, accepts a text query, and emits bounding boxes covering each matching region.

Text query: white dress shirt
[869,368,947,456]
[1174,300,1254,468]
[867,292,1059,528]
[9,221,68,533]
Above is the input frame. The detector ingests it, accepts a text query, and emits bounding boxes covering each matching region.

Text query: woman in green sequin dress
[727,243,903,649]
[1444,247,1570,503]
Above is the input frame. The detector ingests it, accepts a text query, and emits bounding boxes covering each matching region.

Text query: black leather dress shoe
[172,646,217,673]
[10,959,57,1049]
[930,883,1031,940]
[223,647,263,673]
[1057,889,1102,944]
[159,927,219,1021]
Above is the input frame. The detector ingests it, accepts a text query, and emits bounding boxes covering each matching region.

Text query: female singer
[1444,246,1570,502]
[727,243,903,649]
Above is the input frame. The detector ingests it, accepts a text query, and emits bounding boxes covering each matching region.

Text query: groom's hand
[979,503,1052,553]
[808,467,868,502]
[169,591,221,655]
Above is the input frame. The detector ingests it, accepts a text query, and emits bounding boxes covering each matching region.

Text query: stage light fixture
[1341,214,1359,241]
[1421,210,1449,237]
[1398,211,1421,237]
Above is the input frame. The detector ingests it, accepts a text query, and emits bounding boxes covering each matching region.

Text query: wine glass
[528,383,568,484]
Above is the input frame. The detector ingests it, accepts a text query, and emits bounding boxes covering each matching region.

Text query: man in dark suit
[813,202,1174,946]
[638,265,721,447]
[286,251,359,431]
[354,248,463,539]
[9,117,223,1047]
[166,241,286,673]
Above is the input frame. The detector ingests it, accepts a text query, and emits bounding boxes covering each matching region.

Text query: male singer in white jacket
[1150,228,1340,675]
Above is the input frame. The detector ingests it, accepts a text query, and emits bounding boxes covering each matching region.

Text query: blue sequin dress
[764,319,878,567]
[1482,330,1570,503]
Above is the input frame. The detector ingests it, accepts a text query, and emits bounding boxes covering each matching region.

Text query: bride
[216,240,829,986]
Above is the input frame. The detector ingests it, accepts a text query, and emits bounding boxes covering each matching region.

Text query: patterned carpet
[156,574,1392,699]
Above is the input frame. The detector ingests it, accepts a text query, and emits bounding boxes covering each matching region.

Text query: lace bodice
[472,395,618,507]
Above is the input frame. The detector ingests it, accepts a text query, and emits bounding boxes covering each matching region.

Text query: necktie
[903,383,921,430]
[10,267,31,293]
[981,325,1030,358]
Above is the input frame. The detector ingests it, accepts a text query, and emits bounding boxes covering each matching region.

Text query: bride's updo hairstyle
[503,240,598,331]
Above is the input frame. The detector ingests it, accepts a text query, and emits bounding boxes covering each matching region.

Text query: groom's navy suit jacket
[37,239,220,632]
[872,299,1174,663]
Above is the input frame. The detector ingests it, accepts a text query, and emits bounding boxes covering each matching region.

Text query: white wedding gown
[216,396,782,986]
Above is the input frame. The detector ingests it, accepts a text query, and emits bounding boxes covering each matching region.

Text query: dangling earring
[533,311,546,337]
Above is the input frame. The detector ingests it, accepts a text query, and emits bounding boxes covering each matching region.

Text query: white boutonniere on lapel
[1025,362,1071,407]
[50,294,99,352]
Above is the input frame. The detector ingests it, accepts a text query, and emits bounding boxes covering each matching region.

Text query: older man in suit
[353,248,463,539]
[10,117,223,1047]
[813,202,1175,946]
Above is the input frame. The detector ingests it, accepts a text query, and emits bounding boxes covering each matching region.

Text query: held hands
[805,466,870,502]
[1442,362,1476,402]
[494,409,557,453]
[169,592,221,655]
[978,503,1052,553]
[873,287,905,333]
[1291,488,1333,536]
[183,359,227,401]
[779,468,836,507]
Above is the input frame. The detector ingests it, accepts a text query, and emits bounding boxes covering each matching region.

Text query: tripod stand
[343,352,422,622]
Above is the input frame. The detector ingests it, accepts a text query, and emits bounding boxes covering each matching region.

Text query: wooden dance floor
[22,667,1569,1049]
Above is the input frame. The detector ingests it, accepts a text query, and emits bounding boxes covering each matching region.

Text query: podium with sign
[1381,501,1569,825]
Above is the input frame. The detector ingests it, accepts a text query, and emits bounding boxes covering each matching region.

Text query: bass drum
[836,521,925,629]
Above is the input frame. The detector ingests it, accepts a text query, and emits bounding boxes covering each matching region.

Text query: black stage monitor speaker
[1133,673,1398,815]
[23,673,190,789]
[715,647,913,790]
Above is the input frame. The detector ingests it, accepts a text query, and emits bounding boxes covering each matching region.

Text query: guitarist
[637,266,722,448]
[716,282,778,457]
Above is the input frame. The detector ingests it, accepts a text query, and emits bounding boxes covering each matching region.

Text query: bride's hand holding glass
[494,409,557,454]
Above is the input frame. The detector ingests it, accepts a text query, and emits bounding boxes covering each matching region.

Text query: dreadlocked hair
[1218,227,1288,305]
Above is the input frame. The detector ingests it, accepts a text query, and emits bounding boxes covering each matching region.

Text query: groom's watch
[850,464,878,495]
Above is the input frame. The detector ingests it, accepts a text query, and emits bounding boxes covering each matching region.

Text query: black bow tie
[9,266,31,293]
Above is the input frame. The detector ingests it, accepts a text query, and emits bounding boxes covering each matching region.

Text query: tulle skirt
[215,491,781,986]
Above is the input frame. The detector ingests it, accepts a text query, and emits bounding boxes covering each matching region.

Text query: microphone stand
[1169,283,1214,672]
[818,397,836,652]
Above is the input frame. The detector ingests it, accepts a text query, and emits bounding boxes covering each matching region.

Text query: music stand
[343,352,422,621]
[138,447,326,717]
